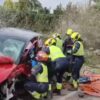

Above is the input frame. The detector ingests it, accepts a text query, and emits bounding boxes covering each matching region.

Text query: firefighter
[52,33,63,50]
[43,38,70,95]
[63,28,74,56]
[70,32,85,90]
[24,51,49,100]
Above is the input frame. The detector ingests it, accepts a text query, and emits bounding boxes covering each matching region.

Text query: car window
[0,38,25,63]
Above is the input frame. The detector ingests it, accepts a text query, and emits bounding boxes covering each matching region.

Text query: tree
[2,0,59,33]
[3,0,13,9]
[3,0,42,12]
[29,0,42,9]
[54,4,63,15]
[93,0,100,10]
[94,0,100,2]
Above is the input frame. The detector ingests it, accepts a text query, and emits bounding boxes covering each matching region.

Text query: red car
[0,27,42,100]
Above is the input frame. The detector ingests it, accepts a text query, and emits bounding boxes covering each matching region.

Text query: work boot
[53,89,61,95]
[42,92,48,99]
[68,86,78,91]
[73,80,78,88]
[68,80,78,91]
[31,91,41,100]
[56,90,61,95]
[56,82,62,95]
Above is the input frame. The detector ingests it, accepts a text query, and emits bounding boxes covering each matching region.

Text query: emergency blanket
[79,73,100,97]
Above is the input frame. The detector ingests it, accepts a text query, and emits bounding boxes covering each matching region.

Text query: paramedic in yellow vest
[71,32,85,90]
[43,38,70,95]
[24,51,49,100]
[52,33,63,50]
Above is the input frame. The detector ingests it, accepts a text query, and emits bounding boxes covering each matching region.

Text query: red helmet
[36,51,48,62]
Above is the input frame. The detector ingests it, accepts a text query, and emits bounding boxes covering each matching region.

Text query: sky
[0,0,89,10]
[39,0,89,10]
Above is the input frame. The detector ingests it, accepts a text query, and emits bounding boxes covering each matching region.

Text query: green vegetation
[0,0,64,33]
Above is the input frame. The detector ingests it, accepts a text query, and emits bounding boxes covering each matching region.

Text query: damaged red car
[0,27,42,100]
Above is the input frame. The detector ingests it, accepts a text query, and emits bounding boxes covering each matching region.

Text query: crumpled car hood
[0,56,16,84]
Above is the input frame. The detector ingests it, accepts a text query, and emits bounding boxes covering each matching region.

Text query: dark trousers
[72,56,84,81]
[24,81,49,93]
[51,57,70,83]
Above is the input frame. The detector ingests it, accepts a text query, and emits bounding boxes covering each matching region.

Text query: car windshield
[0,37,25,63]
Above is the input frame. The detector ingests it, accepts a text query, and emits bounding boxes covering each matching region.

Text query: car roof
[0,27,42,42]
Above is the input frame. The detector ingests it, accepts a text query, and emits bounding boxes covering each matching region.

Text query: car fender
[0,64,16,84]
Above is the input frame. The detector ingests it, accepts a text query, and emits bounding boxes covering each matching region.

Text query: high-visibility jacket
[49,45,65,61]
[56,37,63,50]
[73,41,84,56]
[36,63,48,83]
[56,82,62,90]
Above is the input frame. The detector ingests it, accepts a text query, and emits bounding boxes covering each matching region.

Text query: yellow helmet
[45,38,56,46]
[50,38,56,45]
[66,28,73,36]
[52,33,60,38]
[71,32,79,41]
[78,34,81,39]
[44,38,52,46]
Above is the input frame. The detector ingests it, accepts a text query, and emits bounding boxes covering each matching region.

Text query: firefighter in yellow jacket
[71,32,85,90]
[24,51,49,99]
[43,38,70,95]
[63,28,74,56]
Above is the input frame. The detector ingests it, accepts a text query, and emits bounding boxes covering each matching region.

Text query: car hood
[0,56,16,84]
[0,56,14,64]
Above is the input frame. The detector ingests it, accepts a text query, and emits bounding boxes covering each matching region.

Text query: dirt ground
[52,66,100,100]
[52,89,100,100]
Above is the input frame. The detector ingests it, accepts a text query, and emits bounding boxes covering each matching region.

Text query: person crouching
[24,51,49,100]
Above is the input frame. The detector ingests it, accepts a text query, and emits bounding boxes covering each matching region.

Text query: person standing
[43,38,70,95]
[63,28,74,56]
[70,32,85,90]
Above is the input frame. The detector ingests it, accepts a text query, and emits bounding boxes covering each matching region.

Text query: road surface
[52,89,100,100]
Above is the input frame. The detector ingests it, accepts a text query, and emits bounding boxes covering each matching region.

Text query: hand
[27,74,31,77]
[31,68,35,74]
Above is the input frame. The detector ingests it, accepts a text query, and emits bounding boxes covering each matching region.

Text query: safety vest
[56,38,63,50]
[49,45,65,61]
[36,63,48,83]
[73,41,84,56]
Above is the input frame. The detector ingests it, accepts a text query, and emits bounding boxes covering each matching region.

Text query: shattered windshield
[0,38,25,63]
